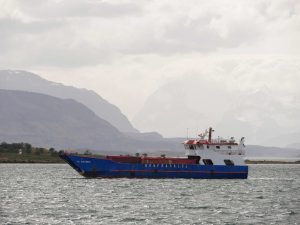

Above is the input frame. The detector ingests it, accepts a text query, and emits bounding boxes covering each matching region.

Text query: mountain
[0,89,298,158]
[286,142,300,149]
[0,70,138,133]
[0,89,125,149]
[133,76,300,147]
[0,89,182,152]
[245,145,300,158]
[133,77,235,137]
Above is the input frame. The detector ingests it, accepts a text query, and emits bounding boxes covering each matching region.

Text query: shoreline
[245,160,300,164]
[0,160,65,164]
[1,160,299,164]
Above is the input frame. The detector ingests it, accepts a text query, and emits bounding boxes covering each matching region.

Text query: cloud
[6,0,143,19]
[0,0,299,143]
[0,17,114,67]
[0,0,299,68]
[126,5,264,54]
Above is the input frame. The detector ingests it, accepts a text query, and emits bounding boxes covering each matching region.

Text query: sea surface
[0,164,299,225]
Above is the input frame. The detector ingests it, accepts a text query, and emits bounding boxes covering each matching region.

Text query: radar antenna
[198,129,208,139]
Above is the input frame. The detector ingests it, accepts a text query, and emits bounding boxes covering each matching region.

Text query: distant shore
[0,157,64,163]
[245,160,300,164]
[0,153,64,164]
[0,159,65,163]
[1,159,299,164]
[0,142,65,164]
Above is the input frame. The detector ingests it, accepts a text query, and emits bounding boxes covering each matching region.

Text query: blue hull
[60,154,248,179]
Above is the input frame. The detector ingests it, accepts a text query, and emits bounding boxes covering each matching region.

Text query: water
[1,164,299,225]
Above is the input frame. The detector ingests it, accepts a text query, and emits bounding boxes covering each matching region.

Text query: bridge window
[228,146,232,149]
[224,160,234,166]
[203,159,213,165]
[216,146,220,149]
[189,145,194,150]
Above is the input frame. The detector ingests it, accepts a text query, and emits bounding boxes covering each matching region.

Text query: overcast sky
[0,0,299,140]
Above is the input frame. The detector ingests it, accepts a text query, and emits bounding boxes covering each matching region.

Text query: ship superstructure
[184,127,246,167]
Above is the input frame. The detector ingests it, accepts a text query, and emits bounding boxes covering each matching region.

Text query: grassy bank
[0,152,64,163]
[0,142,64,163]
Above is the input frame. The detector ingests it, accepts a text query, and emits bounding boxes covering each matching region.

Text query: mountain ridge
[0,89,182,152]
[0,89,124,149]
[0,70,138,133]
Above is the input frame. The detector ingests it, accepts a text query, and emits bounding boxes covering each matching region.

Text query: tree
[84,150,91,155]
[24,143,32,154]
[49,147,57,156]
[58,150,64,155]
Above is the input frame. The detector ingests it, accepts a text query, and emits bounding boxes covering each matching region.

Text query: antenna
[186,128,189,139]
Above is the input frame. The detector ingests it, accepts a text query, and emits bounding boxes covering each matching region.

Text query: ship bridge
[183,127,246,156]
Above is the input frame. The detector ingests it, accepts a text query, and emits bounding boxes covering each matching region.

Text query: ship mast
[208,127,214,143]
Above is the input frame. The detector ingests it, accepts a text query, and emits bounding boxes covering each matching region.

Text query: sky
[0,0,300,144]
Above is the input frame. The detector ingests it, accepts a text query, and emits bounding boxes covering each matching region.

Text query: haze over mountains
[0,89,122,149]
[133,75,300,148]
[0,89,181,152]
[0,70,137,133]
[0,70,299,158]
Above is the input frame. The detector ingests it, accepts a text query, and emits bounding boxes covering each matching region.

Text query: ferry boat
[60,128,248,179]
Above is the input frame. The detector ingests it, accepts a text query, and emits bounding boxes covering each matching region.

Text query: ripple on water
[0,164,299,225]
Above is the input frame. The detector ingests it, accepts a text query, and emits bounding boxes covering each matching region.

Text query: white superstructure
[183,128,246,166]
